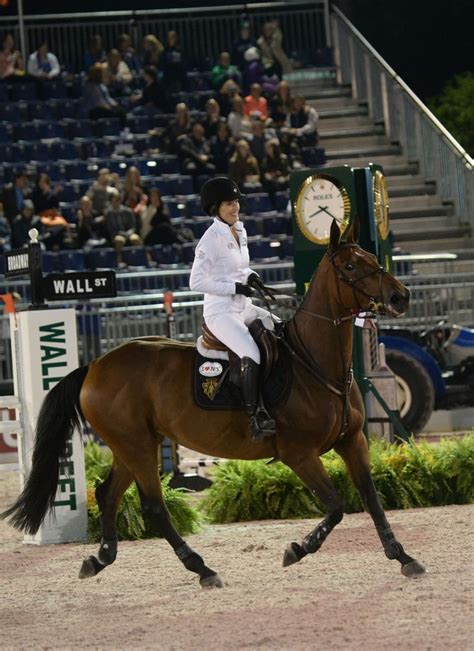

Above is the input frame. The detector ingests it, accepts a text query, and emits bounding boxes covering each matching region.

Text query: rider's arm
[189,237,237,296]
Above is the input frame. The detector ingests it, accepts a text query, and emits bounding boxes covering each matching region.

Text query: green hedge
[85,443,201,542]
[200,435,474,524]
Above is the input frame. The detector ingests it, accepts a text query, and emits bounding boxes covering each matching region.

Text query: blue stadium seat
[3,162,30,181]
[162,197,180,219]
[0,83,8,103]
[184,218,209,238]
[279,236,294,259]
[9,82,37,102]
[122,246,150,268]
[38,162,63,182]
[0,125,10,144]
[60,203,78,223]
[25,142,50,162]
[51,141,78,160]
[83,139,115,158]
[58,183,79,203]
[186,71,212,91]
[1,145,20,163]
[248,240,281,262]
[28,101,56,121]
[181,242,196,265]
[242,217,258,236]
[263,216,291,237]
[41,80,67,100]
[87,248,118,270]
[57,250,86,271]
[153,244,182,265]
[156,155,179,174]
[185,195,203,217]
[172,175,194,196]
[68,119,95,139]
[0,103,22,122]
[301,147,326,167]
[274,191,290,212]
[13,122,40,142]
[96,118,121,137]
[0,254,6,275]
[126,115,151,133]
[63,161,91,181]
[245,193,273,214]
[154,177,173,195]
[38,122,65,139]
[56,99,78,119]
[42,251,59,272]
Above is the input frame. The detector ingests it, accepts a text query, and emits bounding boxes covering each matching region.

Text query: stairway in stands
[288,70,473,268]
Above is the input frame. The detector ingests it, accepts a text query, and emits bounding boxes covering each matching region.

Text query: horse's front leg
[335,430,426,578]
[280,449,344,567]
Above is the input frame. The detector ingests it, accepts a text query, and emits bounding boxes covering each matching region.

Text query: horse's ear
[345,218,360,244]
[329,219,341,251]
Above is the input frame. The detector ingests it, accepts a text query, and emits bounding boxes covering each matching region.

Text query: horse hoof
[401,559,427,578]
[79,556,103,579]
[200,573,224,589]
[282,542,306,567]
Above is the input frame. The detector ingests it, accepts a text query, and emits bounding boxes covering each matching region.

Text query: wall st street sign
[43,270,117,301]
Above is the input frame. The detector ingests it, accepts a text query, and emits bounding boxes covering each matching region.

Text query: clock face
[294,174,351,245]
[373,170,389,240]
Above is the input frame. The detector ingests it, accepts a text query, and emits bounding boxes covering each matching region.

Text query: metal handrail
[331,4,473,168]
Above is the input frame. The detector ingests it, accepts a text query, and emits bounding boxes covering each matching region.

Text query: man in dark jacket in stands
[178,122,216,177]
[11,199,43,249]
[2,172,31,224]
[131,65,165,114]
[104,189,142,265]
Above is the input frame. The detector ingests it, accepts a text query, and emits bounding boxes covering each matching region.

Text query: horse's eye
[345,263,355,272]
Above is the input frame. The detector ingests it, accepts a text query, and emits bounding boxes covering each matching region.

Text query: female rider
[189,177,276,441]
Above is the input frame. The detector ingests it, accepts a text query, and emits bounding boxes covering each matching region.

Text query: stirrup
[250,410,276,441]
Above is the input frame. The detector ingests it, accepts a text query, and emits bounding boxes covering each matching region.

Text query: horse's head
[326,220,410,317]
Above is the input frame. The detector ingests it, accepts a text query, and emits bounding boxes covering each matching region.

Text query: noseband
[328,243,387,314]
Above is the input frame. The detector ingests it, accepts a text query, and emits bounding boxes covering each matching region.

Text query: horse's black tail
[0,365,89,535]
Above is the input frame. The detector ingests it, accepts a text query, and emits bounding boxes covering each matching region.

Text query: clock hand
[307,206,328,219]
[319,206,343,223]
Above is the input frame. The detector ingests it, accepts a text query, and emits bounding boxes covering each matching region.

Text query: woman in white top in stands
[27,41,61,79]
[189,176,276,441]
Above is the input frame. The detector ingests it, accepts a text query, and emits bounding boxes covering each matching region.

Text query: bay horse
[2,221,426,587]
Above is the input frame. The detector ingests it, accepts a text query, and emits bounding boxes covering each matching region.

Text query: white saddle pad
[196,336,229,361]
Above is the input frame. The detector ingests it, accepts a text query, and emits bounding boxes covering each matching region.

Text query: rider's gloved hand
[235,283,254,297]
[247,272,266,292]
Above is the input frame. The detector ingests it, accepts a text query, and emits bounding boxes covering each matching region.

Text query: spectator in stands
[285,95,319,147]
[106,49,133,96]
[77,196,107,249]
[160,31,187,96]
[227,95,252,140]
[131,65,164,114]
[83,34,106,71]
[229,139,260,187]
[203,98,224,139]
[0,204,11,253]
[249,119,272,162]
[179,122,216,177]
[142,34,163,68]
[232,20,256,70]
[211,51,241,91]
[104,189,143,264]
[11,200,42,249]
[87,168,113,217]
[27,41,60,80]
[0,33,24,79]
[117,33,141,75]
[164,102,192,153]
[31,174,73,250]
[140,188,179,245]
[278,129,303,170]
[218,79,241,118]
[269,80,292,127]
[261,139,289,205]
[244,83,269,122]
[82,63,126,125]
[257,20,293,76]
[210,121,233,174]
[2,171,30,224]
[242,46,264,91]
[31,173,61,215]
[123,166,148,216]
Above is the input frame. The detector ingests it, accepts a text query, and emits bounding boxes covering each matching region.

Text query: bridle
[254,243,389,437]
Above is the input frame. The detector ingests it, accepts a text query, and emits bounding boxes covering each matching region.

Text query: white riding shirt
[189,217,254,319]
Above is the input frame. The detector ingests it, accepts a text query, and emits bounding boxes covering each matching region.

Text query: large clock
[294,173,352,245]
[373,170,389,240]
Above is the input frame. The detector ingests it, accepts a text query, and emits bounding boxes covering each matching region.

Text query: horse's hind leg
[336,430,426,578]
[79,458,133,579]
[132,447,224,589]
[281,450,344,567]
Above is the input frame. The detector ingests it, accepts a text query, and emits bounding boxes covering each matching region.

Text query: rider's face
[219,200,239,225]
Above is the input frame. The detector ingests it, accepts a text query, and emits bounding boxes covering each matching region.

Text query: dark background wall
[1,0,471,101]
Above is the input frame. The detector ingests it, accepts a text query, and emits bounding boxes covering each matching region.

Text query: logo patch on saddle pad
[202,378,220,400]
[199,361,223,377]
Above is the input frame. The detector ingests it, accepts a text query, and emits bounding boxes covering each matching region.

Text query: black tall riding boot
[240,357,276,441]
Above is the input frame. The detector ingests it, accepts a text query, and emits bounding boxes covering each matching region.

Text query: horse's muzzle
[389,287,410,315]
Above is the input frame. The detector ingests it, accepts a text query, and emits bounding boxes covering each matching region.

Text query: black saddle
[194,319,292,411]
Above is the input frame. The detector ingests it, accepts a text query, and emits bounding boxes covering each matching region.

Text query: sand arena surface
[0,470,473,650]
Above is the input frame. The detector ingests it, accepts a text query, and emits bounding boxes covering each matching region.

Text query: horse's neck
[291,265,353,380]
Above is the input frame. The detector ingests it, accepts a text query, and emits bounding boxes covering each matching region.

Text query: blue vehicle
[380,324,474,433]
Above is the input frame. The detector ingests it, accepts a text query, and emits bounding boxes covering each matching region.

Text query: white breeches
[205,304,274,364]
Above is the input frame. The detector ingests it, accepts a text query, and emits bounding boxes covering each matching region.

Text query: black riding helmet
[200,176,244,217]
